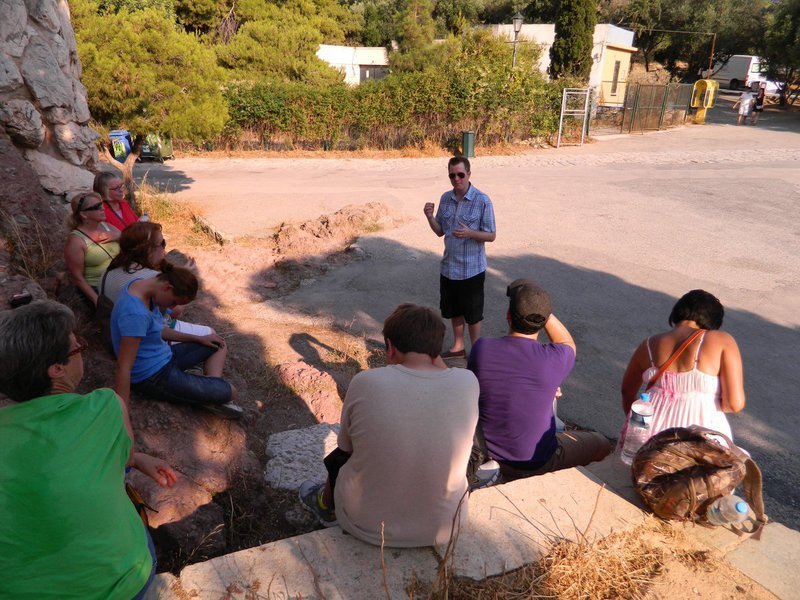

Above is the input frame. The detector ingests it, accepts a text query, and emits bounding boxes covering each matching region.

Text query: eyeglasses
[448,172,467,180]
[68,336,89,357]
[80,202,103,212]
[153,238,166,249]
[109,184,124,192]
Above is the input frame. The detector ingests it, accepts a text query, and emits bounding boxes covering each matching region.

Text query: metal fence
[620,83,694,134]
[588,82,695,136]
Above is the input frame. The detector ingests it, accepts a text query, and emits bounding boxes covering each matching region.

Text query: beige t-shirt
[334,364,479,547]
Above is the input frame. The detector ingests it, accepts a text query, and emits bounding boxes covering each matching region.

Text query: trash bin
[109,129,133,163]
[461,130,475,158]
[140,133,174,162]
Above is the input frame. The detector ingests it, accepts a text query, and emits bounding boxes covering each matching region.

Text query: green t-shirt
[0,389,152,599]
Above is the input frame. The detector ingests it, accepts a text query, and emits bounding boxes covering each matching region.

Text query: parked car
[703,55,770,91]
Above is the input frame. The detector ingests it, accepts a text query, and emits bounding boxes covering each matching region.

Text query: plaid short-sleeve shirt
[435,184,496,280]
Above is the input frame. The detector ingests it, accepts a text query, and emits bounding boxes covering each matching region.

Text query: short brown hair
[156,262,198,301]
[448,156,470,173]
[382,304,445,358]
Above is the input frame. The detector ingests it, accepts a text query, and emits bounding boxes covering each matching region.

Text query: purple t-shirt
[468,336,575,465]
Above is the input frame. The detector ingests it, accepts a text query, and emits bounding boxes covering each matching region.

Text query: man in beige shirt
[299,304,479,547]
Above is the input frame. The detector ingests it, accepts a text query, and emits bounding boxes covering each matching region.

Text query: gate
[620,83,694,134]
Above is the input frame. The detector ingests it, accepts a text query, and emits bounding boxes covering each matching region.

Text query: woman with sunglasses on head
[64,191,121,306]
[94,171,139,230]
[112,263,243,419]
[102,222,211,339]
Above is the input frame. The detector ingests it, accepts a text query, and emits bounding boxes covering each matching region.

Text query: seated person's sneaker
[298,480,337,527]
[204,401,244,420]
[470,459,501,490]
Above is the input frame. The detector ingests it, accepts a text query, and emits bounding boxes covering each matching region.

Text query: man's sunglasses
[448,172,467,180]
[68,336,89,357]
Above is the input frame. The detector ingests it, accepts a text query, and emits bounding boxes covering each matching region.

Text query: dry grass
[173,139,546,161]
[412,515,730,600]
[0,207,61,280]
[135,182,220,248]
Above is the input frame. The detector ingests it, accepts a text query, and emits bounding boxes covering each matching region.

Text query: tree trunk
[119,135,144,213]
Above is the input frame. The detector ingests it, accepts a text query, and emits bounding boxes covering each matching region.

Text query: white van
[705,55,769,90]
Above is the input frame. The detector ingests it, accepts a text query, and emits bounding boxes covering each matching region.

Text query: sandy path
[136,107,800,529]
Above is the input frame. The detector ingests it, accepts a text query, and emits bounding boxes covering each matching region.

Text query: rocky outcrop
[0,0,98,198]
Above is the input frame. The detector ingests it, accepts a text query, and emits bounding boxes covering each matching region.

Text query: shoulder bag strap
[75,227,115,260]
[645,329,707,391]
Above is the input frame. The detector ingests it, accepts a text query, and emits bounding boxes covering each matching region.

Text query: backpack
[632,426,767,532]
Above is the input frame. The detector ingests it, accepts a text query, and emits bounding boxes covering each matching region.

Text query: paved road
[136,105,800,529]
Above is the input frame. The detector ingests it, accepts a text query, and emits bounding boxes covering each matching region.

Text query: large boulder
[0,99,44,148]
[0,53,24,93]
[0,0,30,58]
[21,35,72,108]
[53,122,98,166]
[24,148,93,194]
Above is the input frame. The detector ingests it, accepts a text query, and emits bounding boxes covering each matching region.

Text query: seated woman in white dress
[620,289,746,441]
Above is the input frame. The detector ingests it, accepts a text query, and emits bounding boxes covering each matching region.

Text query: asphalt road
[135,104,800,529]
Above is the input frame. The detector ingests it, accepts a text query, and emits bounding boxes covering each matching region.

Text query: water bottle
[162,308,176,329]
[139,212,149,222]
[620,392,654,465]
[706,495,749,526]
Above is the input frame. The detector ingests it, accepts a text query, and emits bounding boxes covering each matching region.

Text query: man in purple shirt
[424,156,496,358]
[468,279,611,481]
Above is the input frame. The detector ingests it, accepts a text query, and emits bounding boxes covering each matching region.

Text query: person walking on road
[423,156,496,359]
[750,85,766,125]
[732,90,754,125]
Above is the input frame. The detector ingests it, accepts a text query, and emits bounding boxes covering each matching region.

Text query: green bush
[222,31,568,150]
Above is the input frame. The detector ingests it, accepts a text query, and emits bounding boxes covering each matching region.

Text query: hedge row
[221,67,566,150]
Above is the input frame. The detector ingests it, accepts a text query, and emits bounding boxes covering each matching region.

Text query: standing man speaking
[424,156,496,358]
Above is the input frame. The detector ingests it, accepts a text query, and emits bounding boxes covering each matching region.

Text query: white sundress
[640,331,733,441]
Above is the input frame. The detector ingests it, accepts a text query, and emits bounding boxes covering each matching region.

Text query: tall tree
[73,1,228,182]
[763,0,800,104]
[395,0,436,52]
[549,0,597,80]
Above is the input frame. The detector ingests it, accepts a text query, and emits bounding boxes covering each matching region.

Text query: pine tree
[549,0,597,80]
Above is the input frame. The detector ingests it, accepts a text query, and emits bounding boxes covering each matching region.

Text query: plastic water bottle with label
[706,494,749,526]
[163,308,176,329]
[621,392,654,465]
[139,212,149,222]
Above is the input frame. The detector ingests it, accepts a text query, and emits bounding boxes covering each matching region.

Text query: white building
[481,24,637,106]
[316,45,390,86]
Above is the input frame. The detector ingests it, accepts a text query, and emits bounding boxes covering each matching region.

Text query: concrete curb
[146,456,799,599]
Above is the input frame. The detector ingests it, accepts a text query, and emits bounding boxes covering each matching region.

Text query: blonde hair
[67,191,103,230]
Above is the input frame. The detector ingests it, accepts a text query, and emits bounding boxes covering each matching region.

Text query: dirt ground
[72,193,776,598]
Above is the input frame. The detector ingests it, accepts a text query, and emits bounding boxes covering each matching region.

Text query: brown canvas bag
[632,426,767,533]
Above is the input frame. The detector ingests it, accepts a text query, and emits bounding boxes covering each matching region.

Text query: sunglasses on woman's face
[448,172,467,180]
[68,336,89,357]
[80,202,103,212]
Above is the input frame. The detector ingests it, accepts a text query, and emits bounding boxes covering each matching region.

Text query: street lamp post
[512,12,524,69]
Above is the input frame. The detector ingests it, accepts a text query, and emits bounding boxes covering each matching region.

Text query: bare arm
[455,227,496,242]
[64,236,98,305]
[131,452,178,487]
[161,328,226,348]
[423,203,444,236]
[114,336,141,404]
[718,333,746,413]
[543,314,576,355]
[621,340,649,414]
